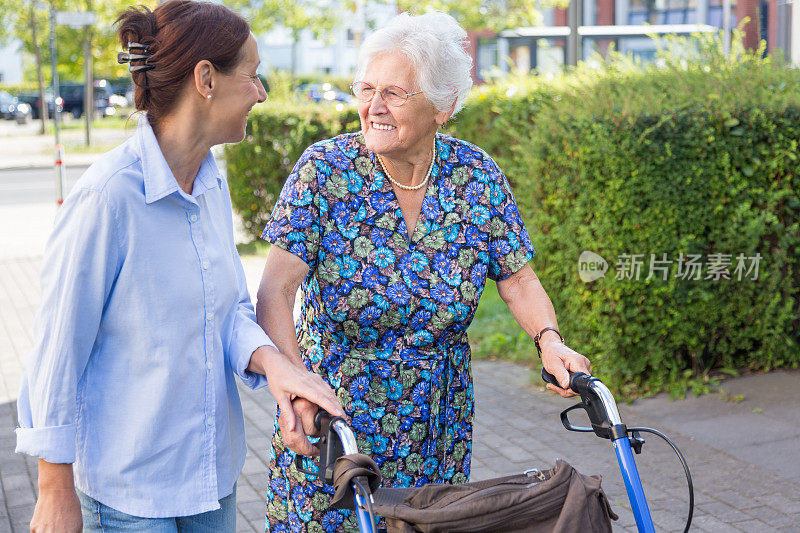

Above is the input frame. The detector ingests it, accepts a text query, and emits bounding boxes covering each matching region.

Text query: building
[0,41,24,85]
[471,0,799,80]
[256,3,396,77]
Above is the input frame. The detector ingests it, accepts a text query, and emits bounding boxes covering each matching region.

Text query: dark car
[0,90,18,119]
[59,80,115,119]
[0,90,32,124]
[17,91,63,120]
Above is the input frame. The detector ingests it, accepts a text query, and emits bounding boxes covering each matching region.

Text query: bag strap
[330,453,382,509]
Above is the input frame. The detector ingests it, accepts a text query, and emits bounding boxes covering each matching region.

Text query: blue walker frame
[316,370,670,533]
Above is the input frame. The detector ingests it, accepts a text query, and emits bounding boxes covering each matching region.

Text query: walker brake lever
[542,369,617,440]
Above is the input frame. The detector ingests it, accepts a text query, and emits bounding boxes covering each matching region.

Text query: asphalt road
[0,166,85,205]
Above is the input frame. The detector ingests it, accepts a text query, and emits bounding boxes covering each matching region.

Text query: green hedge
[225,104,359,239]
[448,45,800,396]
[486,106,799,396]
[225,40,800,396]
[0,82,41,95]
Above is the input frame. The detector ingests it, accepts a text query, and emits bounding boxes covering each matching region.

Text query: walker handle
[293,409,342,484]
[541,368,592,395]
[313,409,333,431]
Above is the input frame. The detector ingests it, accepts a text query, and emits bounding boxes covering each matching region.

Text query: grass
[45,112,135,133]
[468,280,539,367]
[236,239,271,257]
[36,113,138,155]
[57,141,124,154]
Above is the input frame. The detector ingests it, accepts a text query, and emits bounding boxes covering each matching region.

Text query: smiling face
[358,51,450,162]
[209,34,267,144]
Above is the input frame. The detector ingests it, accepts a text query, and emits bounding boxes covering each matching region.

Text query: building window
[707,0,738,28]
[477,37,498,78]
[628,0,700,24]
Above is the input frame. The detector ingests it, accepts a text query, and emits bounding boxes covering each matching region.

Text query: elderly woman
[15,2,342,531]
[257,11,591,531]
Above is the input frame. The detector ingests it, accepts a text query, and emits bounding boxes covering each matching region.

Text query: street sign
[55,11,96,28]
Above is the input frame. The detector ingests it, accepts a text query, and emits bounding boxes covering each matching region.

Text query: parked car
[59,80,116,119]
[0,90,31,124]
[93,79,120,115]
[13,101,32,124]
[17,91,63,120]
[0,90,32,124]
[124,85,135,107]
[297,83,354,105]
[0,90,18,119]
[110,82,132,108]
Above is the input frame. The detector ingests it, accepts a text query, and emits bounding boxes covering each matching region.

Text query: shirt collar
[137,115,223,204]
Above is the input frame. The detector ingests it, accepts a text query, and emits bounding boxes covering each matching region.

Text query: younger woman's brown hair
[116,0,250,132]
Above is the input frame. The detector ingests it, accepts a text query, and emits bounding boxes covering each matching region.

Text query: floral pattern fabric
[261,132,535,532]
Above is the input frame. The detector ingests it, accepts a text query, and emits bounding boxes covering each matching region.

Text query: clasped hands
[251,346,344,456]
[278,397,329,457]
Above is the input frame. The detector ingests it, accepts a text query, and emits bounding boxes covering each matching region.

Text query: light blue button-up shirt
[16,116,275,517]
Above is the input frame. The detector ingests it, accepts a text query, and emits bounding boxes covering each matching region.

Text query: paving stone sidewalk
[2,254,800,532]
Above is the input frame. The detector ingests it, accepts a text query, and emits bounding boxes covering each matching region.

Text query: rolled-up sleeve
[16,188,120,463]
[224,245,276,390]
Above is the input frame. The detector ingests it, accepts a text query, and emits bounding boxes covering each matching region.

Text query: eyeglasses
[350,81,423,107]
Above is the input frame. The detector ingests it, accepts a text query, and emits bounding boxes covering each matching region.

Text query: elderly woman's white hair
[355,11,473,116]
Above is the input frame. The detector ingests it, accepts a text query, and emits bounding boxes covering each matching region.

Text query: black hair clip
[117,42,153,73]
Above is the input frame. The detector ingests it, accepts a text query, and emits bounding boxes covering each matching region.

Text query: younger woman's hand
[278,397,322,456]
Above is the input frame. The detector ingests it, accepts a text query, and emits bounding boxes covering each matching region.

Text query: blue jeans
[77,485,236,532]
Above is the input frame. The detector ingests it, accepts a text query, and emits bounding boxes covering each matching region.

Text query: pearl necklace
[377,139,436,192]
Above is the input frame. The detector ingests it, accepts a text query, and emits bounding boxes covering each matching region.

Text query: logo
[578,251,608,282]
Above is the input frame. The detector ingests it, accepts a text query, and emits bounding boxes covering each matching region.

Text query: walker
[295,370,694,532]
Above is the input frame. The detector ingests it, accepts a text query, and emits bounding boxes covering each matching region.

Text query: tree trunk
[83,28,93,145]
[291,29,299,84]
[30,3,48,135]
[83,0,94,146]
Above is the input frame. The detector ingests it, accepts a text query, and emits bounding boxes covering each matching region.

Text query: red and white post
[54,143,66,206]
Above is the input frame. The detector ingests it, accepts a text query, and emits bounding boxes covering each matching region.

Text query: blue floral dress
[261,132,535,532]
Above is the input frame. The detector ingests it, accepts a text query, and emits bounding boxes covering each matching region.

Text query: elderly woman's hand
[540,341,592,398]
[278,398,323,457]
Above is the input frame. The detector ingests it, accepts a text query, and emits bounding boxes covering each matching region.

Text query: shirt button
[206,417,213,427]
[206,312,214,320]
[189,214,198,222]
[206,361,213,370]
[202,261,210,270]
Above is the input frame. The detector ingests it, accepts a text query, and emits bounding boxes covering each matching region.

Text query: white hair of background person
[355,11,474,116]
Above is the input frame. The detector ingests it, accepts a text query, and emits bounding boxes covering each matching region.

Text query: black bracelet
[533,327,564,356]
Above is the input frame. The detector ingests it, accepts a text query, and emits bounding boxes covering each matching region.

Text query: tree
[52,0,157,82]
[1,0,154,136]
[232,0,342,81]
[1,0,49,132]
[2,0,144,82]
[394,0,565,32]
